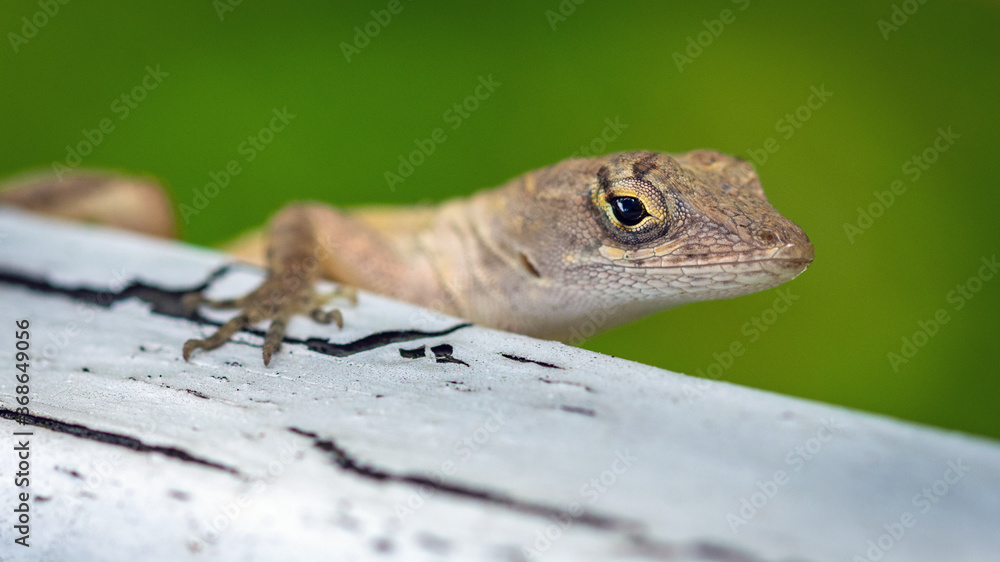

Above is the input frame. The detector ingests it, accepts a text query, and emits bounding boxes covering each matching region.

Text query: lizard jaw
[586,241,814,305]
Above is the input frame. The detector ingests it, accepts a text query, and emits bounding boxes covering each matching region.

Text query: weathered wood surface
[0,208,998,562]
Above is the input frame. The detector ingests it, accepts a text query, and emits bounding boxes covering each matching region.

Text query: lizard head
[587,149,813,297]
[507,150,813,340]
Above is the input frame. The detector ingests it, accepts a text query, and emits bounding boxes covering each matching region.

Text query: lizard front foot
[182,274,356,366]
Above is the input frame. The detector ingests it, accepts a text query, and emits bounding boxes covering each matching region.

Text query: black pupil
[611,196,646,226]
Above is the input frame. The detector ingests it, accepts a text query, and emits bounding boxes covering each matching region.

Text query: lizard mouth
[600,242,814,299]
[614,242,814,271]
[766,241,815,264]
[722,242,815,276]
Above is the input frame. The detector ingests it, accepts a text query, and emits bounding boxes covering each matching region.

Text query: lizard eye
[609,196,647,226]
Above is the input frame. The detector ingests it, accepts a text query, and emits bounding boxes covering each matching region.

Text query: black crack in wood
[288,427,638,533]
[445,380,472,392]
[0,265,225,321]
[0,265,230,317]
[0,266,471,360]
[0,407,239,476]
[539,377,594,393]
[559,405,596,417]
[430,344,469,367]
[290,428,794,562]
[185,389,209,399]
[626,533,802,562]
[303,325,470,358]
[55,466,83,479]
[500,353,563,369]
[398,345,427,359]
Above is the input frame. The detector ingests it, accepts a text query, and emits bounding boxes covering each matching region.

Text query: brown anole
[1,150,813,365]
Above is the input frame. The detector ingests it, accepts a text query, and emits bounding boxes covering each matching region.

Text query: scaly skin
[1,150,813,365]
[189,150,813,364]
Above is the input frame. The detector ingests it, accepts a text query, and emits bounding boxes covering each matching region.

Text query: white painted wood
[0,207,998,562]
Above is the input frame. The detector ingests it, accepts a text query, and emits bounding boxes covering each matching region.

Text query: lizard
[0,150,813,366]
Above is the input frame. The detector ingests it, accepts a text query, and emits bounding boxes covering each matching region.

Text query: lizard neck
[417,177,617,340]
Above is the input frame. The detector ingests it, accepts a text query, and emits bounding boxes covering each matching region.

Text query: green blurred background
[2,1,997,439]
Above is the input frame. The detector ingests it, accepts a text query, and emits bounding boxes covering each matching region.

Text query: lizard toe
[184,279,355,365]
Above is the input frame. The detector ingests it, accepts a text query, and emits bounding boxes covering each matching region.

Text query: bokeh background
[2,1,997,439]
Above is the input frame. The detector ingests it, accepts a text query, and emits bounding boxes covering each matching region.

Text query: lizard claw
[182,277,355,366]
[310,308,343,327]
[305,286,355,326]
